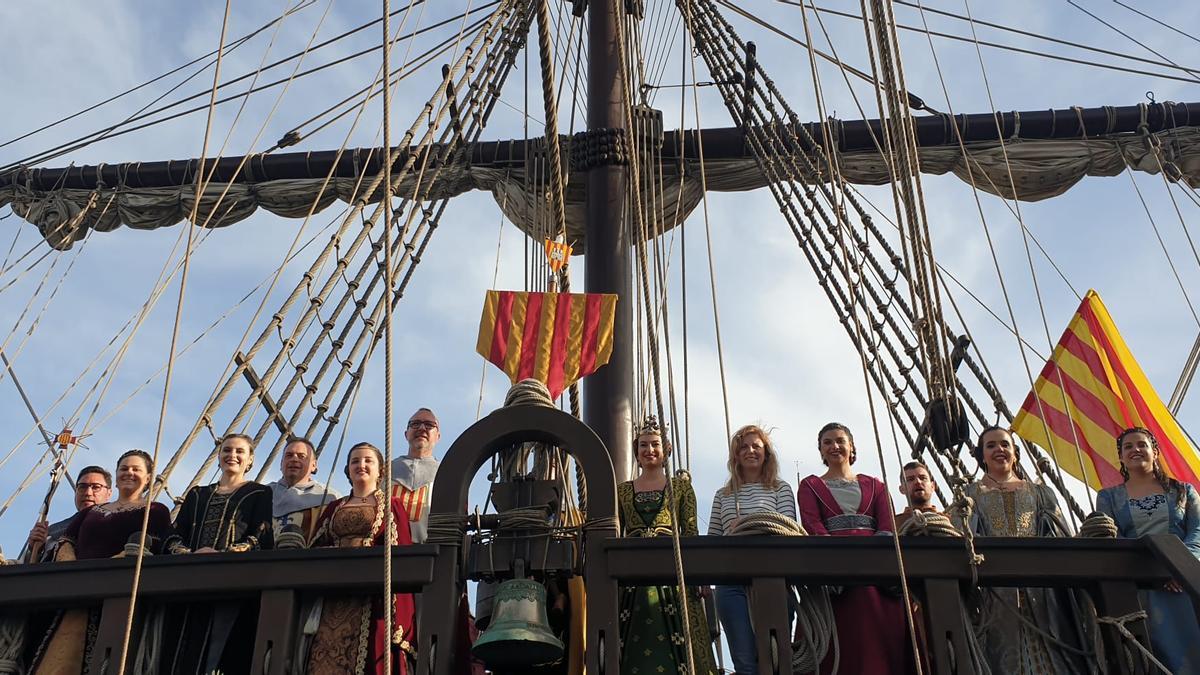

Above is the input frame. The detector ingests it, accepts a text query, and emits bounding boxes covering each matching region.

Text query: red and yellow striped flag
[476,290,618,398]
[1013,290,1200,490]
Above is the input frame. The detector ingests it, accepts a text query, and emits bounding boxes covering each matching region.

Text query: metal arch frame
[418,404,620,675]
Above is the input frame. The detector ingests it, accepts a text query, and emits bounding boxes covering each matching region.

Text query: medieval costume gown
[29,502,172,675]
[960,481,1093,674]
[306,491,417,675]
[617,477,717,675]
[161,481,275,674]
[798,474,916,675]
[1097,482,1200,673]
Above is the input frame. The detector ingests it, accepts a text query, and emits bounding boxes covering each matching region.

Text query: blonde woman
[707,424,795,675]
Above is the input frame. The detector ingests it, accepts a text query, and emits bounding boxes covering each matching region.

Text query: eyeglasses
[76,482,110,493]
[407,420,438,431]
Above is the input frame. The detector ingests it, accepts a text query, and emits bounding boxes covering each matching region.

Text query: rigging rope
[900,0,1090,519]
[1065,0,1200,82]
[686,0,980,491]
[952,0,1097,511]
[778,0,1200,84]
[0,0,484,172]
[251,2,523,471]
[117,0,234,670]
[0,0,317,151]
[165,1,521,492]
[379,0,409,670]
[609,0,698,668]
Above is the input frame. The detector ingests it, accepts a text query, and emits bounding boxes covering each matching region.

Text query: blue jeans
[715,584,757,675]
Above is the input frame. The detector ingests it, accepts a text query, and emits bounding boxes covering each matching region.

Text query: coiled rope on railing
[427,513,469,547]
[729,512,809,537]
[727,512,836,674]
[897,510,962,538]
[1077,511,1119,539]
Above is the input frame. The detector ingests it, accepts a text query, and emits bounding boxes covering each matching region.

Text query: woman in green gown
[617,417,717,675]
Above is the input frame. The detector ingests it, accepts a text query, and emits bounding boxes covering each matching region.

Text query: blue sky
[1,0,1199,560]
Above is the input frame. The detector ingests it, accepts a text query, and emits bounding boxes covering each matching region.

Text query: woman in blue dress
[1096,426,1200,673]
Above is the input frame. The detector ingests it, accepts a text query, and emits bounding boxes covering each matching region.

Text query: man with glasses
[21,465,112,562]
[391,408,441,543]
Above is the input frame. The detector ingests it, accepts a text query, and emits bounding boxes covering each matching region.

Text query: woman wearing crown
[616,417,716,675]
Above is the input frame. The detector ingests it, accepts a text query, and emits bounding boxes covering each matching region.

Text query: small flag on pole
[545,239,573,273]
[476,290,617,398]
[1013,290,1200,489]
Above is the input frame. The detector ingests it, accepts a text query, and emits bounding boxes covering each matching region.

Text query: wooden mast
[584,0,634,481]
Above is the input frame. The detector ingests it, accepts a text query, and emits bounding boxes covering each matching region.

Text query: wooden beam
[234,351,290,437]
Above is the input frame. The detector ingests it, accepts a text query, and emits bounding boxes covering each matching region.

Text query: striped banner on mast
[1013,290,1200,490]
[476,290,618,399]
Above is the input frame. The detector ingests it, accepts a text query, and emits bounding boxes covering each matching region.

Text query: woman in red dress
[797,423,916,675]
[306,442,417,675]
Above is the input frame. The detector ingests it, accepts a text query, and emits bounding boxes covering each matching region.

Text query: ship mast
[584,0,634,481]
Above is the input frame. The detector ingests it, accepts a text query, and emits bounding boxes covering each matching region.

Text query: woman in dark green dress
[617,417,716,675]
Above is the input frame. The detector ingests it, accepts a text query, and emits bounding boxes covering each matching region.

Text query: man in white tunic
[268,437,340,542]
[391,408,441,543]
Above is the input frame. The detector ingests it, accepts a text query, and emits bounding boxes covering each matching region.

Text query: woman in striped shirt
[707,424,796,675]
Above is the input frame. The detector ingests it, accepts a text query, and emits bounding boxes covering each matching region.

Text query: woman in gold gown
[306,442,416,675]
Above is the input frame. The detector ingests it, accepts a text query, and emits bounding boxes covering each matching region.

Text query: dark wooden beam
[602,536,1179,587]
[0,546,439,608]
[234,351,291,437]
[5,101,1198,191]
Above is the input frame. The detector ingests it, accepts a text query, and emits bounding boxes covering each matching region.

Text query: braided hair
[1117,427,1184,510]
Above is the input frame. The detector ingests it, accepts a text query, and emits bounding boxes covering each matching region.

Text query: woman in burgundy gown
[30,449,172,674]
[797,423,916,675]
[305,442,417,675]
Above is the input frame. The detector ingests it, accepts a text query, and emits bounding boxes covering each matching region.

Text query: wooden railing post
[920,578,970,675]
[89,595,133,675]
[1093,580,1153,675]
[252,589,297,675]
[749,577,792,675]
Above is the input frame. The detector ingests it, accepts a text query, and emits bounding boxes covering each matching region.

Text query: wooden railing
[3,405,1198,675]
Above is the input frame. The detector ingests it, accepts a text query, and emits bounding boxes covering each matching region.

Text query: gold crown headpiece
[636,415,666,439]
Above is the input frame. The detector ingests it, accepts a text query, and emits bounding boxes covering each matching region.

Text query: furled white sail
[4,127,1197,251]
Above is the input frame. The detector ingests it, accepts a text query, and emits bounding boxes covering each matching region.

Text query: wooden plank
[88,596,133,675]
[749,577,792,675]
[1143,533,1200,624]
[252,589,297,675]
[921,578,970,675]
[0,547,437,608]
[603,537,1170,587]
[1095,580,1153,675]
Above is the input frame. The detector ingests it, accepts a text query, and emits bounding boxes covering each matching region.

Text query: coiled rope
[728,513,836,674]
[1077,511,1119,539]
[896,510,961,538]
